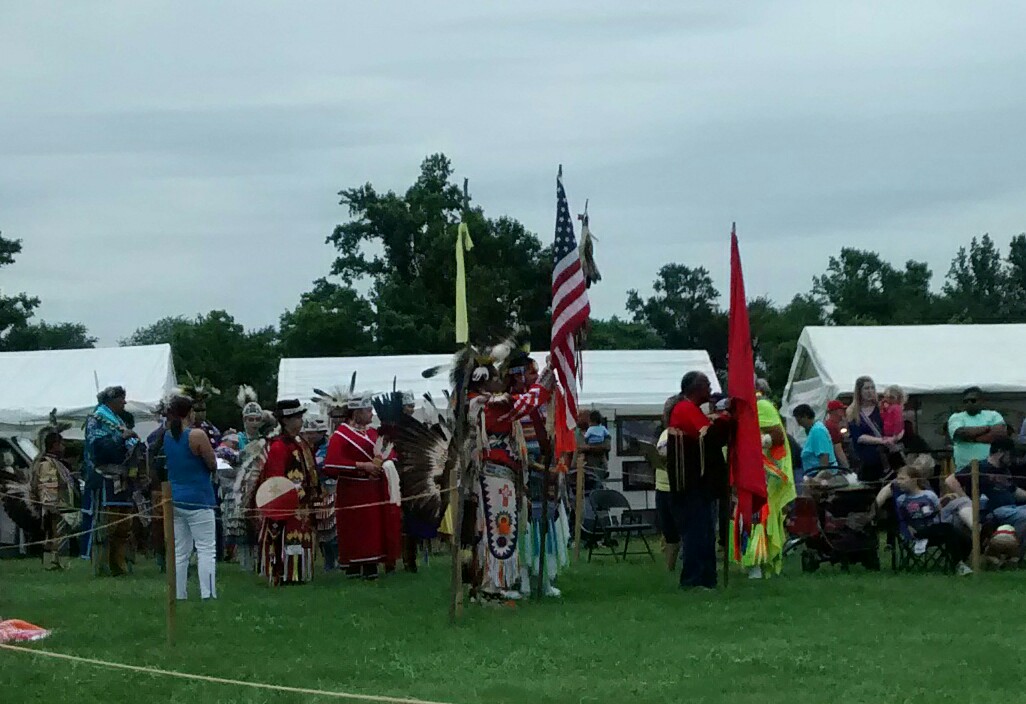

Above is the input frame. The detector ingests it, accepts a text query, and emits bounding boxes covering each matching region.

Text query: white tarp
[782,324,1026,436]
[0,344,177,434]
[278,349,719,413]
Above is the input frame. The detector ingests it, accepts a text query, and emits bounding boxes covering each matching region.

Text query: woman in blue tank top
[165,395,218,600]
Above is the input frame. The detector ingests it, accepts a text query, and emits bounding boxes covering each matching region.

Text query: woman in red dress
[256,399,320,586]
[324,392,402,580]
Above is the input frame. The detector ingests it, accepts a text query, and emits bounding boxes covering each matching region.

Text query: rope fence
[0,644,458,704]
[8,500,170,550]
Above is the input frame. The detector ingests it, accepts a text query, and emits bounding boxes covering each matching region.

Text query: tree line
[2,154,1024,429]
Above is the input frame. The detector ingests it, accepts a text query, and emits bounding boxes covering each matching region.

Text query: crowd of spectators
[792,377,1026,572]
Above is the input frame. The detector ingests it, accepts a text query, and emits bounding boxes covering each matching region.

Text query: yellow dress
[740,398,796,575]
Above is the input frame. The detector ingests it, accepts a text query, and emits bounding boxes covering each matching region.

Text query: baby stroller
[788,483,880,572]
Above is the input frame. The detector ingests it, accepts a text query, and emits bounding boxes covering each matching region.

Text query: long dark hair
[167,395,194,441]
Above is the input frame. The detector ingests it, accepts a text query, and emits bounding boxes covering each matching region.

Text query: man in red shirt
[823,400,849,470]
[666,371,731,590]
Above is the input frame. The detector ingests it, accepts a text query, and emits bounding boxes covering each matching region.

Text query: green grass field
[2,552,1025,704]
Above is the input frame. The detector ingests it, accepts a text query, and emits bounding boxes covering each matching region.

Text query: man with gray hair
[666,371,731,589]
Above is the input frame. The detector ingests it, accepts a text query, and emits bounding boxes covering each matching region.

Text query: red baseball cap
[827,400,846,412]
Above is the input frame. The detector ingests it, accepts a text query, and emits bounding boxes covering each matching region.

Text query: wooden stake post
[161,481,176,646]
[970,460,981,573]
[448,469,464,623]
[573,452,585,563]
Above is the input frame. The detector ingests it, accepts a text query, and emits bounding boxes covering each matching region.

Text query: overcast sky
[2,1,1025,345]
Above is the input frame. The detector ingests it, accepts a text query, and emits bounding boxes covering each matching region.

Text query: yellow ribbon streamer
[455,221,473,343]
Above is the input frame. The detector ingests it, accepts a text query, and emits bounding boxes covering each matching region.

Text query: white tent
[277,349,719,412]
[278,350,719,510]
[782,325,1026,441]
[0,344,177,436]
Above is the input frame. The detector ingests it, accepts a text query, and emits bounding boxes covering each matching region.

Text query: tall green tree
[0,230,40,346]
[626,263,728,366]
[122,311,279,429]
[942,234,1008,322]
[1005,234,1026,320]
[278,279,376,358]
[2,321,96,351]
[327,154,552,353]
[588,316,664,350]
[748,294,826,394]
[813,248,939,325]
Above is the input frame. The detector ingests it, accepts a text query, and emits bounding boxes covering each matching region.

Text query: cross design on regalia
[498,485,512,507]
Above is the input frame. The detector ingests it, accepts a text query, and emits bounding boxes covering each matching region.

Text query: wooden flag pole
[970,459,981,574]
[447,180,473,623]
[161,482,176,646]
[573,452,585,563]
[722,435,730,591]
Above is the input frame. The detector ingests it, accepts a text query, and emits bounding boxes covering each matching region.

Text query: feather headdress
[236,385,258,408]
[421,328,533,393]
[577,200,601,288]
[494,327,533,378]
[236,385,262,417]
[36,409,72,450]
[176,372,221,403]
[311,372,357,415]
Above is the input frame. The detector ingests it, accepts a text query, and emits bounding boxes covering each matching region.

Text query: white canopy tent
[782,325,1026,442]
[277,349,719,414]
[278,350,719,510]
[0,344,178,437]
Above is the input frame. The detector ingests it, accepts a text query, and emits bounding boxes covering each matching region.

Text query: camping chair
[889,495,955,574]
[581,489,655,562]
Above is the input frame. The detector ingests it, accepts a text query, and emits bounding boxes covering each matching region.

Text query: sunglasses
[964,398,980,405]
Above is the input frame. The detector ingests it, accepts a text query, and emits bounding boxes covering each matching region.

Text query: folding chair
[890,495,955,573]
[582,489,655,562]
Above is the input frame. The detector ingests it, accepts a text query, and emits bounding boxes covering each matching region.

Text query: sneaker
[957,561,973,576]
[748,566,763,580]
[544,585,562,598]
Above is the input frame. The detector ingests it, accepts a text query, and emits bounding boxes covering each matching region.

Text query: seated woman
[874,462,972,575]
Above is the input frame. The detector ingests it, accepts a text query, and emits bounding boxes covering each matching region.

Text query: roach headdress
[176,372,221,406]
[236,385,262,417]
[311,371,358,416]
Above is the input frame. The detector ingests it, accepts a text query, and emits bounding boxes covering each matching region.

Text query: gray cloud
[1,1,1024,343]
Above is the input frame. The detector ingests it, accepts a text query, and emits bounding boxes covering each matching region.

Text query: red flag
[727,224,767,554]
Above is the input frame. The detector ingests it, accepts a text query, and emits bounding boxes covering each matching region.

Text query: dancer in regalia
[739,380,796,578]
[301,414,336,571]
[31,429,79,571]
[256,400,320,585]
[223,385,268,571]
[505,349,569,597]
[324,392,402,580]
[84,386,144,577]
[454,344,555,601]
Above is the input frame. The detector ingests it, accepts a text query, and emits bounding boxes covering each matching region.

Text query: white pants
[173,507,217,600]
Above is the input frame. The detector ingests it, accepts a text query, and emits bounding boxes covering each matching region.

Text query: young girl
[880,384,906,446]
[891,464,972,575]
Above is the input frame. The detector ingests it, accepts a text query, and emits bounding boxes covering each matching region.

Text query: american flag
[551,168,590,429]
